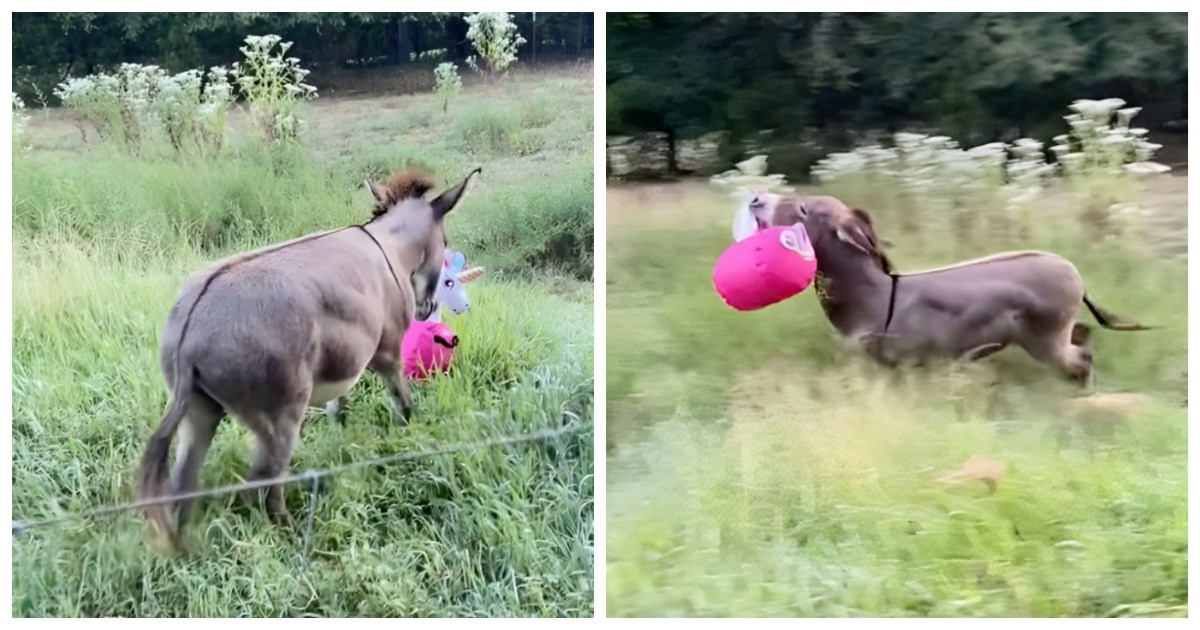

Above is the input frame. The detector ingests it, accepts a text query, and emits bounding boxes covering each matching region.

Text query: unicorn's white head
[424,250,485,322]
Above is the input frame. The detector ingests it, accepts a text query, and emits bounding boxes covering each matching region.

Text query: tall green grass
[12,68,594,617]
[606,181,1187,617]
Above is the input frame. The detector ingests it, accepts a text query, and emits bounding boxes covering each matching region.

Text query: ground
[11,64,594,617]
[605,165,1187,617]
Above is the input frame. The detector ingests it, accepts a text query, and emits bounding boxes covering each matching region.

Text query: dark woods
[607,13,1186,174]
[13,12,595,102]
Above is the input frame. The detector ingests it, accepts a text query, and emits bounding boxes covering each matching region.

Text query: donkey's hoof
[324,400,347,425]
[268,509,293,528]
[150,529,187,556]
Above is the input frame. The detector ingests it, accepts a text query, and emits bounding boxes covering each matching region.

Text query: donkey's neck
[363,220,426,273]
[813,255,894,337]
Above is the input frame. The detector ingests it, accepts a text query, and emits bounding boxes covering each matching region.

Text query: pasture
[11,63,594,617]
[605,166,1187,616]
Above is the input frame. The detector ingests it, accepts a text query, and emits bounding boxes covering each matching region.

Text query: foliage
[13,92,30,148]
[1053,98,1166,177]
[232,34,318,145]
[196,66,235,156]
[13,13,594,103]
[152,69,203,151]
[808,97,1169,241]
[465,13,527,75]
[13,65,594,617]
[53,63,234,157]
[49,33,321,155]
[607,13,1187,148]
[434,62,462,113]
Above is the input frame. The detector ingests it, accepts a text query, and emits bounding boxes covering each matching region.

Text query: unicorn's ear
[449,251,466,272]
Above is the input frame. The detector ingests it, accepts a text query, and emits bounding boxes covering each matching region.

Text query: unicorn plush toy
[401,250,485,379]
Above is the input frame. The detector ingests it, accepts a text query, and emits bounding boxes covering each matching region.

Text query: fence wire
[13,422,589,537]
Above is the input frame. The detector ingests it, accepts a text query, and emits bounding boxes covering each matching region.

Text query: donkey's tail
[138,365,194,553]
[1082,294,1152,331]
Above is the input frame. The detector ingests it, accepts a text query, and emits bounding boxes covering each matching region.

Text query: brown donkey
[139,168,480,553]
[744,193,1148,385]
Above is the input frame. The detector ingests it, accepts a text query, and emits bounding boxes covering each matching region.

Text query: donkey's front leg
[386,370,413,424]
[324,395,350,425]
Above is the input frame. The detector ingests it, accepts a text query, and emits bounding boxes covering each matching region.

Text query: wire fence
[12,422,590,541]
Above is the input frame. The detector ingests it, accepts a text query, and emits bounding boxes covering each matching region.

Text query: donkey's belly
[309,376,362,407]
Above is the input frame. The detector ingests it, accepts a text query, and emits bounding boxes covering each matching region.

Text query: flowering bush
[231,34,317,145]
[153,70,202,151]
[12,92,30,153]
[195,66,234,156]
[464,13,526,75]
[811,98,1167,219]
[434,62,462,114]
[411,49,449,63]
[13,92,30,143]
[54,72,122,144]
[54,63,233,156]
[1051,98,1167,177]
[51,34,317,155]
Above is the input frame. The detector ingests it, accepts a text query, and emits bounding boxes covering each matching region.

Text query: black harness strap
[355,224,406,296]
[883,273,899,333]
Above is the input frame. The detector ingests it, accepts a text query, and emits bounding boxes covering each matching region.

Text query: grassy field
[605,176,1187,617]
[11,64,594,617]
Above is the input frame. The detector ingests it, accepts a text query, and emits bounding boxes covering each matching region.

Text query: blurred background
[606,13,1187,618]
[606,12,1185,180]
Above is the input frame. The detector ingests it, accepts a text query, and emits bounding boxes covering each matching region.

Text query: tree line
[607,13,1186,147]
[13,12,594,103]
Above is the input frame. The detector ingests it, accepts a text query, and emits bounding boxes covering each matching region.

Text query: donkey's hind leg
[169,392,225,531]
[246,401,307,525]
[1034,322,1096,389]
[1069,322,1098,391]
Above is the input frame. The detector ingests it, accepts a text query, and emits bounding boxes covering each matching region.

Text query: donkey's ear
[431,167,481,220]
[366,179,390,210]
[836,208,882,257]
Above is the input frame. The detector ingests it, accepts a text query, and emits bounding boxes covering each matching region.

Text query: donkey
[742,193,1149,386]
[323,249,484,423]
[139,167,479,553]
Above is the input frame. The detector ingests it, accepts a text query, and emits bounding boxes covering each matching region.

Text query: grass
[605,179,1187,617]
[11,66,594,617]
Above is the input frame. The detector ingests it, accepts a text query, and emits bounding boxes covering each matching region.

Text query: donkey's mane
[372,169,437,216]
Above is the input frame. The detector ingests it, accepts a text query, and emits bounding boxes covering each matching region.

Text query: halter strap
[355,225,406,297]
[883,273,899,333]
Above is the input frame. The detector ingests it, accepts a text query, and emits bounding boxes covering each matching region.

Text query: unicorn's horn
[458,266,485,283]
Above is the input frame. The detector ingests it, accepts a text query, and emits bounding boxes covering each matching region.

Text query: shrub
[54,63,233,157]
[434,62,462,114]
[453,106,542,156]
[231,34,317,145]
[806,97,1171,243]
[12,92,30,149]
[195,66,234,156]
[152,69,202,151]
[464,13,526,75]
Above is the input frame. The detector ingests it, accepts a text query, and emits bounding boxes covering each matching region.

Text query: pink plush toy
[401,320,459,380]
[712,224,818,311]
